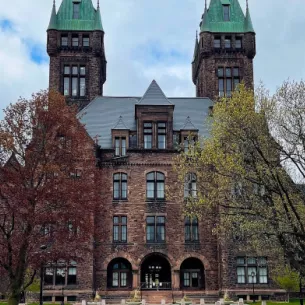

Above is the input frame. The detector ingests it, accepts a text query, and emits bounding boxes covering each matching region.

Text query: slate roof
[137,80,173,106]
[48,0,103,31]
[79,81,213,149]
[200,0,255,33]
[181,116,198,131]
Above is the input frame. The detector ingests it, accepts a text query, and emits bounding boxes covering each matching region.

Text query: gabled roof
[181,116,198,131]
[200,0,255,34]
[137,80,173,106]
[47,0,103,32]
[113,116,128,130]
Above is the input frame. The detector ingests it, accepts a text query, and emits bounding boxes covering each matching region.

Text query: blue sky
[0,0,305,119]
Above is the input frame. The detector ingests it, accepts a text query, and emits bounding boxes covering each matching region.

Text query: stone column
[173,270,180,290]
[133,270,139,289]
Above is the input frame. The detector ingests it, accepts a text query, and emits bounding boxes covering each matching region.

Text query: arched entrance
[107,258,133,290]
[180,257,205,289]
[141,253,171,290]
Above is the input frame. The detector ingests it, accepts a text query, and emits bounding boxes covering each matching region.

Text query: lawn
[252,299,301,305]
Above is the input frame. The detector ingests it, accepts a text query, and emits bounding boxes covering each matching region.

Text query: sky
[0,0,305,119]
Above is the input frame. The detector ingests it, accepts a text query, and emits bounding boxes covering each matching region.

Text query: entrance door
[141,254,171,290]
[180,258,205,289]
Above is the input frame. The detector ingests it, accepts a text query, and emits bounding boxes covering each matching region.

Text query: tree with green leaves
[273,266,299,302]
[173,82,305,275]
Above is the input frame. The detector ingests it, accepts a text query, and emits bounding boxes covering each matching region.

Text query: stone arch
[137,251,175,268]
[174,253,211,271]
[102,252,137,271]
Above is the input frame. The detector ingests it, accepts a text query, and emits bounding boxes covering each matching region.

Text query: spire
[192,31,199,62]
[94,2,104,31]
[47,0,57,30]
[200,0,210,32]
[244,0,255,33]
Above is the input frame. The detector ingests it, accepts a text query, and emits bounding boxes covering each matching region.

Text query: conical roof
[137,80,173,106]
[192,32,199,62]
[48,2,57,30]
[48,0,103,31]
[244,3,255,33]
[200,0,255,33]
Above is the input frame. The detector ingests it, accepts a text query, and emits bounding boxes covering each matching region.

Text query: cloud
[0,0,305,119]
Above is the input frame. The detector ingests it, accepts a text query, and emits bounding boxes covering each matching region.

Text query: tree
[0,90,97,305]
[273,266,299,302]
[173,83,305,275]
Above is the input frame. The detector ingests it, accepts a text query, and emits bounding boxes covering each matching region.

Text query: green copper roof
[47,0,103,32]
[200,0,255,33]
[193,33,199,61]
[244,5,255,33]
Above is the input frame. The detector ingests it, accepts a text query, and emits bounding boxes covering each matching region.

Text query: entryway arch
[180,257,205,289]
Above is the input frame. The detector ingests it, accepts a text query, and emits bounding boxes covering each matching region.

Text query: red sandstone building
[43,0,277,303]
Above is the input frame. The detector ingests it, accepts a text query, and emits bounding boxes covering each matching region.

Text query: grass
[252,299,301,305]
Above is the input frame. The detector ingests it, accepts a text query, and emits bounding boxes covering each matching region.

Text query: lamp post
[251,271,255,303]
[39,245,47,305]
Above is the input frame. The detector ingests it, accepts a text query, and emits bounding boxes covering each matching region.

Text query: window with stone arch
[184,173,197,198]
[146,172,165,200]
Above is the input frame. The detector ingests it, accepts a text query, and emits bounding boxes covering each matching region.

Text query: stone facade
[192,32,256,99]
[47,29,106,110]
[41,0,283,303]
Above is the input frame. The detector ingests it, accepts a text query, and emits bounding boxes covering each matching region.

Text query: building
[43,0,279,303]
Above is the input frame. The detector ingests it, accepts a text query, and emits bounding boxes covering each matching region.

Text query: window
[113,173,127,200]
[72,35,79,47]
[214,37,221,49]
[184,173,197,198]
[236,37,242,49]
[146,172,165,200]
[144,123,152,149]
[108,259,132,289]
[146,216,165,243]
[218,67,239,97]
[223,5,230,21]
[113,216,127,242]
[44,261,77,286]
[83,36,90,47]
[225,36,231,49]
[61,35,68,47]
[185,217,199,242]
[183,136,195,153]
[236,257,268,284]
[157,122,166,149]
[67,266,77,285]
[73,3,80,19]
[114,137,127,156]
[63,65,86,97]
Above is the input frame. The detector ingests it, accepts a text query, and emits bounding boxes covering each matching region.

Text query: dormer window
[223,5,230,21]
[73,3,80,19]
[157,123,166,149]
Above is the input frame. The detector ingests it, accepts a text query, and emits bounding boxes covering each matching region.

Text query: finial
[97,0,100,9]
[196,30,198,38]
[53,0,55,6]
[205,0,207,10]
[246,0,249,10]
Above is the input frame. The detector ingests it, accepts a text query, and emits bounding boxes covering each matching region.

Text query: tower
[47,0,107,110]
[192,0,256,99]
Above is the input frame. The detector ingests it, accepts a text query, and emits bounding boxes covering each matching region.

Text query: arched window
[185,217,199,242]
[146,172,165,200]
[113,173,127,200]
[107,258,132,289]
[184,173,197,198]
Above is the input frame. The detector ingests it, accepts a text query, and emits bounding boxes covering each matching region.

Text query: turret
[46,0,107,110]
[193,0,256,99]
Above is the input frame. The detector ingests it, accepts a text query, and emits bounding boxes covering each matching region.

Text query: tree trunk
[287,292,290,303]
[8,294,20,305]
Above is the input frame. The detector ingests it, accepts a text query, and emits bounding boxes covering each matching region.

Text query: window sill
[146,199,166,203]
[113,241,128,245]
[146,241,166,245]
[185,241,200,244]
[113,199,128,203]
